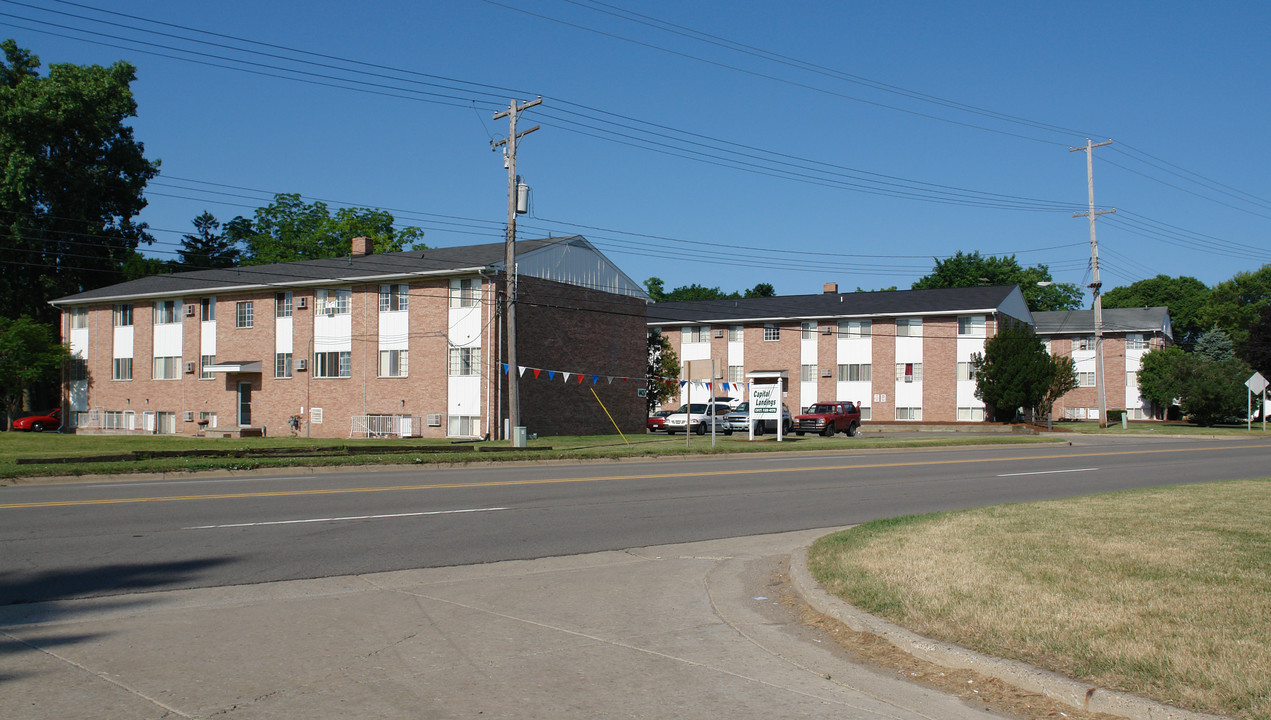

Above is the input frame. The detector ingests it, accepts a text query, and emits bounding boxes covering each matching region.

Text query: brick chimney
[351,236,373,256]
[823,282,838,294]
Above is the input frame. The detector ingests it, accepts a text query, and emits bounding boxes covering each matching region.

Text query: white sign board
[1247,372,1268,395]
[751,384,780,420]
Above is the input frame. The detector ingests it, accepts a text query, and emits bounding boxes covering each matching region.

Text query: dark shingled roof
[51,238,565,305]
[1032,307,1172,337]
[646,285,1027,324]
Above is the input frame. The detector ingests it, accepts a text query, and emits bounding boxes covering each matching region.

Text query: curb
[789,547,1226,720]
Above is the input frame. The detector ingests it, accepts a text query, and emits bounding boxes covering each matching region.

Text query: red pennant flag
[533,368,541,379]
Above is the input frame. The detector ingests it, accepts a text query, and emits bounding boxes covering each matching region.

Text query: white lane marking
[185,506,507,530]
[997,468,1098,477]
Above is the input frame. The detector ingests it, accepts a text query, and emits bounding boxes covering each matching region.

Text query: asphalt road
[2,435,1268,605]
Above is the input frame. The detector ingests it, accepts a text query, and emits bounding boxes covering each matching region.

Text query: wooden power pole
[492,97,540,441]
[1070,138,1115,427]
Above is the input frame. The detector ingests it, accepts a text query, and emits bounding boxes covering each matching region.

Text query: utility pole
[491,97,540,441]
[1070,138,1115,427]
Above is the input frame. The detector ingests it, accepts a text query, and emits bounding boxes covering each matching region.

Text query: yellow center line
[2,443,1267,510]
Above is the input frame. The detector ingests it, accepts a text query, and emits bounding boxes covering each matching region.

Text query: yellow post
[590,387,629,446]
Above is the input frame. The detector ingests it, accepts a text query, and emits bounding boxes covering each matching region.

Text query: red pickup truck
[794,402,862,437]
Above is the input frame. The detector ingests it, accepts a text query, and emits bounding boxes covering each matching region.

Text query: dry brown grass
[809,480,1271,719]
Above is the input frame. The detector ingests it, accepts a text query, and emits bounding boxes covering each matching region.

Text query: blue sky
[6,0,1269,297]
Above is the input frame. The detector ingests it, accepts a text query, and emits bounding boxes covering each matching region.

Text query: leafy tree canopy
[225,193,425,265]
[1245,305,1271,381]
[971,321,1058,421]
[643,277,778,302]
[912,251,1083,312]
[0,316,68,428]
[646,329,681,414]
[1202,264,1271,351]
[1180,357,1253,427]
[1137,346,1190,410]
[0,40,158,325]
[1102,275,1209,350]
[1194,327,1237,363]
[179,211,240,269]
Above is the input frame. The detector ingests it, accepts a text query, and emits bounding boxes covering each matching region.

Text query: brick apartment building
[51,235,649,439]
[647,284,1035,422]
[648,285,1173,423]
[1033,307,1174,421]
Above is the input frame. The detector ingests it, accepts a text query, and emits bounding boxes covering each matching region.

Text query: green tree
[744,283,776,298]
[1038,354,1079,422]
[1179,357,1253,427]
[1202,265,1271,351]
[971,322,1055,421]
[1137,346,1190,412]
[1194,327,1237,362]
[646,329,681,414]
[225,194,425,265]
[0,317,68,428]
[912,250,1083,312]
[1102,275,1209,350]
[0,40,158,325]
[179,211,240,269]
[1244,305,1271,380]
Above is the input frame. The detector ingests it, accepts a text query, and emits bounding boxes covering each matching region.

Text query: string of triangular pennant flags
[500,363,749,394]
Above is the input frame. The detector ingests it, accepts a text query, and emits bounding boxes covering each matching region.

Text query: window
[314,351,351,378]
[379,284,409,312]
[1126,370,1138,387]
[1076,336,1096,351]
[70,308,89,329]
[448,415,479,436]
[236,301,254,328]
[201,298,216,322]
[837,364,871,382]
[276,292,292,318]
[67,357,88,382]
[450,278,480,308]
[895,318,922,337]
[155,411,177,435]
[379,349,409,377]
[1065,407,1099,420]
[838,320,871,338]
[152,356,180,380]
[728,325,743,342]
[957,315,986,336]
[276,352,293,379]
[895,362,923,383]
[858,407,871,421]
[200,354,215,380]
[113,357,132,381]
[727,365,744,383]
[800,364,818,382]
[103,410,135,430]
[367,414,395,436]
[764,324,780,341]
[114,304,133,326]
[801,322,817,340]
[957,362,977,381]
[155,300,179,324]
[317,288,351,315]
[1127,407,1148,420]
[199,411,218,429]
[685,326,710,343]
[958,407,986,421]
[1126,333,1146,350]
[449,347,480,376]
[896,407,923,421]
[1077,372,1096,387]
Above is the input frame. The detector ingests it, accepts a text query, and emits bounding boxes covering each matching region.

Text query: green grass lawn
[809,480,1271,719]
[0,430,1059,481]
[1058,420,1270,436]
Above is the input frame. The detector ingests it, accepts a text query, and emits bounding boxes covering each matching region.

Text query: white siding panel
[113,325,133,358]
[448,306,481,348]
[154,323,182,357]
[314,314,351,352]
[378,311,408,351]
[202,320,217,355]
[275,316,292,354]
[448,376,481,417]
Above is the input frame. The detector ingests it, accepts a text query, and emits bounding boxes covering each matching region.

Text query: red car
[647,410,672,432]
[13,408,61,432]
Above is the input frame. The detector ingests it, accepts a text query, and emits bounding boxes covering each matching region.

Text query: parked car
[647,410,673,432]
[12,408,61,432]
[724,401,793,435]
[711,395,745,410]
[794,402,862,437]
[665,403,733,435]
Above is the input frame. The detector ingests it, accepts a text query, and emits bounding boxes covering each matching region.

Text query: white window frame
[896,406,923,421]
[276,352,293,379]
[314,351,351,378]
[275,292,292,318]
[800,364,818,382]
[155,300,179,325]
[895,318,922,337]
[801,322,817,340]
[152,356,180,380]
[379,349,409,377]
[317,288,351,315]
[70,307,89,329]
[727,325,743,342]
[113,357,133,381]
[896,362,923,383]
[200,354,215,380]
[957,315,985,337]
[764,324,780,341]
[837,363,871,382]
[448,347,480,376]
[113,304,133,327]
[449,278,480,308]
[957,362,977,382]
[379,284,409,313]
[201,298,216,322]
[236,301,254,328]
[838,320,871,338]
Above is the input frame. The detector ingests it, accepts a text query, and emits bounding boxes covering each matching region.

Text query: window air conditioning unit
[821,326,833,335]
[297,296,308,309]
[323,306,336,316]
[821,368,833,377]
[184,305,196,317]
[713,329,724,338]
[185,361,196,374]
[183,411,194,422]
[426,413,442,427]
[296,358,307,371]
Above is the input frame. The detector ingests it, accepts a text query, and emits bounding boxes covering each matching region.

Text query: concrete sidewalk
[0,529,1007,720]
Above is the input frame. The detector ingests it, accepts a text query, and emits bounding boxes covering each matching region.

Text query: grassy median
[809,480,1271,719]
[0,430,1058,481]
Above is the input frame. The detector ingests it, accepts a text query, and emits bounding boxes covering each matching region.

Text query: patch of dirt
[769,565,1124,720]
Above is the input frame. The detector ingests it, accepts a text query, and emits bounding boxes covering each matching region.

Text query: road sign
[1246,372,1268,395]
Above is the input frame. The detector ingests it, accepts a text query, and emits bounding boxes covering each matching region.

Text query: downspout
[478,267,497,440]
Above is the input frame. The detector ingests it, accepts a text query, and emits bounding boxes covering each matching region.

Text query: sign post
[1247,372,1268,432]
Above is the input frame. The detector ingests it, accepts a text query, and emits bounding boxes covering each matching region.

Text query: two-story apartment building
[647,283,1034,422]
[52,235,649,438]
[1033,307,1173,420]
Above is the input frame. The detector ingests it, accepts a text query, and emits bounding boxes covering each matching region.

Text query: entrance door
[238,381,252,427]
